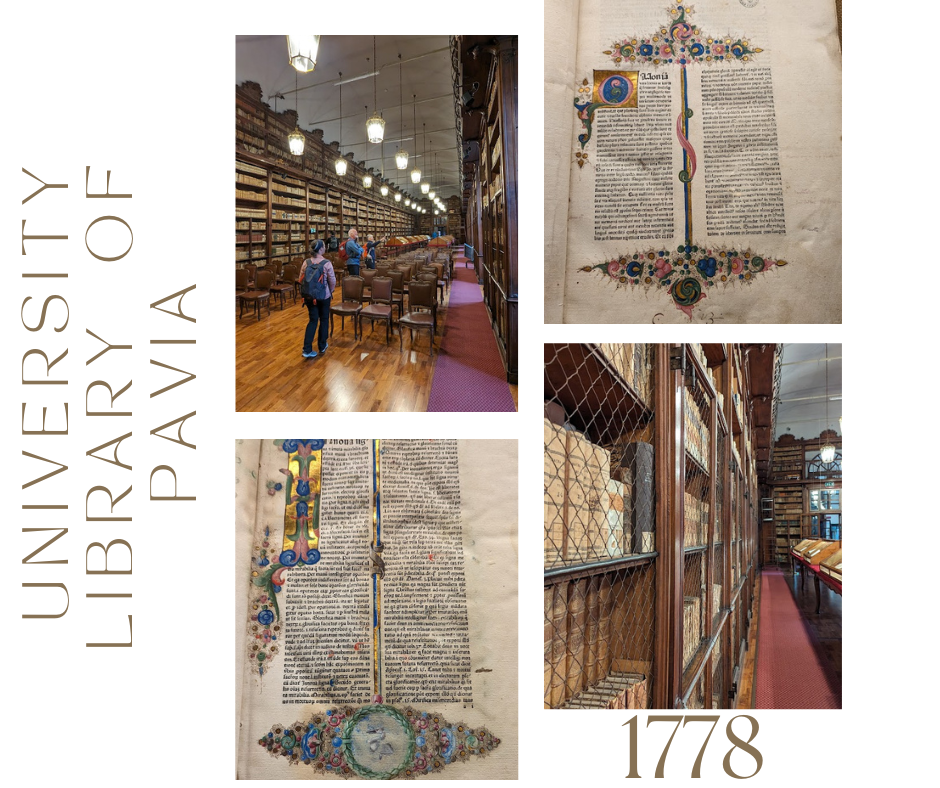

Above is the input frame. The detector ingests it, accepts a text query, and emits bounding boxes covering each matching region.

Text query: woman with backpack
[297,240,336,359]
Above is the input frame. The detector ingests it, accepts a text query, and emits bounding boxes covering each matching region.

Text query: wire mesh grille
[544,343,655,709]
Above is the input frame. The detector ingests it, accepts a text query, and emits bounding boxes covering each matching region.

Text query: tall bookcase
[543,343,763,710]
[767,432,843,565]
[456,36,518,385]
[235,82,417,270]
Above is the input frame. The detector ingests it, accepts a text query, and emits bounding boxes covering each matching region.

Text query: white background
[2,2,930,785]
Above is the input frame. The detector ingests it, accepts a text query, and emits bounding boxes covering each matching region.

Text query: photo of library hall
[543,343,841,709]
[235,36,517,412]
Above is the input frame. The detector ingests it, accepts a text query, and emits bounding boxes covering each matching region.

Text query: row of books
[684,491,711,547]
[236,188,266,203]
[235,207,266,220]
[235,248,266,261]
[235,172,267,189]
[544,576,650,709]
[235,159,268,178]
[544,419,654,568]
[235,233,265,244]
[596,343,654,406]
[684,394,711,471]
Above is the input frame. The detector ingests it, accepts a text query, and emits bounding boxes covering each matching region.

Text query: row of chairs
[330,273,440,355]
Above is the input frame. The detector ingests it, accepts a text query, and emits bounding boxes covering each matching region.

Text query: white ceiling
[235,35,460,202]
[775,343,842,440]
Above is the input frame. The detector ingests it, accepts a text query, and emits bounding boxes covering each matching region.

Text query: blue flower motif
[697,257,718,277]
[626,260,643,277]
[689,43,705,57]
[296,480,310,496]
[639,43,654,57]
[281,439,325,453]
[274,483,283,491]
[258,609,275,626]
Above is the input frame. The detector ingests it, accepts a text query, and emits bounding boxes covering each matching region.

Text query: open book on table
[544,0,841,323]
[235,439,517,780]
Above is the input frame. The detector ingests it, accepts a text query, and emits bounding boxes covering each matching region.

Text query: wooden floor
[235,278,518,412]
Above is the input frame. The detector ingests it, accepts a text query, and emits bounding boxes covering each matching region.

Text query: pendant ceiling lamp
[395,54,408,170]
[365,37,385,143]
[420,124,430,194]
[379,137,389,196]
[335,72,347,176]
[381,183,389,196]
[287,35,320,72]
[394,192,401,202]
[428,150,437,200]
[410,94,421,184]
[287,69,305,155]
[820,344,836,463]
[363,173,372,188]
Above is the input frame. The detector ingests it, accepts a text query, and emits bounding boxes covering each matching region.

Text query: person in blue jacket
[345,228,365,276]
[365,234,386,269]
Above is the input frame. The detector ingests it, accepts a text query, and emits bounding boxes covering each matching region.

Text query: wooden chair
[269,260,283,282]
[245,263,258,288]
[235,268,249,293]
[360,269,376,304]
[359,276,394,346]
[388,269,405,321]
[239,269,272,320]
[399,280,436,356]
[329,275,363,340]
[271,264,296,308]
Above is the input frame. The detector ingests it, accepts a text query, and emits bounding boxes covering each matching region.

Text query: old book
[597,574,613,681]
[545,0,841,323]
[566,578,589,697]
[620,441,655,553]
[236,440,517,779]
[549,581,570,708]
[566,430,612,563]
[544,418,569,566]
[585,576,601,685]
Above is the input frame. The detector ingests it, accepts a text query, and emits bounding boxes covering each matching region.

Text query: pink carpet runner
[426,248,516,412]
[755,568,841,709]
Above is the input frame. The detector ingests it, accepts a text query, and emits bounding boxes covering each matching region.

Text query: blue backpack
[301,259,329,300]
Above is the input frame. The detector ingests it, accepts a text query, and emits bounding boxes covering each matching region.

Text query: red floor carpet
[426,249,516,412]
[755,568,841,709]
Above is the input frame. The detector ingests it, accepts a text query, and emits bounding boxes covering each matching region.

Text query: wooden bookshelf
[235,81,417,269]
[544,344,764,710]
[457,36,518,385]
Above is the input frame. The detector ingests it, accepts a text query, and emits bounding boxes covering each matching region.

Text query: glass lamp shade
[410,167,421,184]
[434,210,439,215]
[421,181,430,195]
[394,193,401,202]
[366,113,385,143]
[429,189,436,200]
[395,149,409,169]
[288,127,305,155]
[820,444,836,464]
[380,184,389,197]
[287,36,320,72]
[363,174,373,188]
[334,157,347,177]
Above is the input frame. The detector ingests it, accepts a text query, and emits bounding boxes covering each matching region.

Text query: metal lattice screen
[544,343,655,709]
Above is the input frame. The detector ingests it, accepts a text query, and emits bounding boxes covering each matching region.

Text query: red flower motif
[654,258,672,279]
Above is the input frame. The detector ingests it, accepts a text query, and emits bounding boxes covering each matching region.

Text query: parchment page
[235,440,518,780]
[544,0,582,318]
[557,0,841,323]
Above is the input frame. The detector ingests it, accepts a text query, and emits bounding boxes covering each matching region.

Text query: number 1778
[622,715,762,779]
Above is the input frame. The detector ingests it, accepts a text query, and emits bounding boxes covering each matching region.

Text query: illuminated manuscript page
[545,0,841,323]
[235,440,518,779]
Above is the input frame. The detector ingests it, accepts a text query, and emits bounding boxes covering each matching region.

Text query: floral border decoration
[575,5,762,151]
[246,439,325,677]
[582,243,788,318]
[260,703,500,780]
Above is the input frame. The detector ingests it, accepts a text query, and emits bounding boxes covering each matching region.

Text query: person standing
[365,234,385,269]
[345,228,365,276]
[327,232,339,253]
[297,240,336,359]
